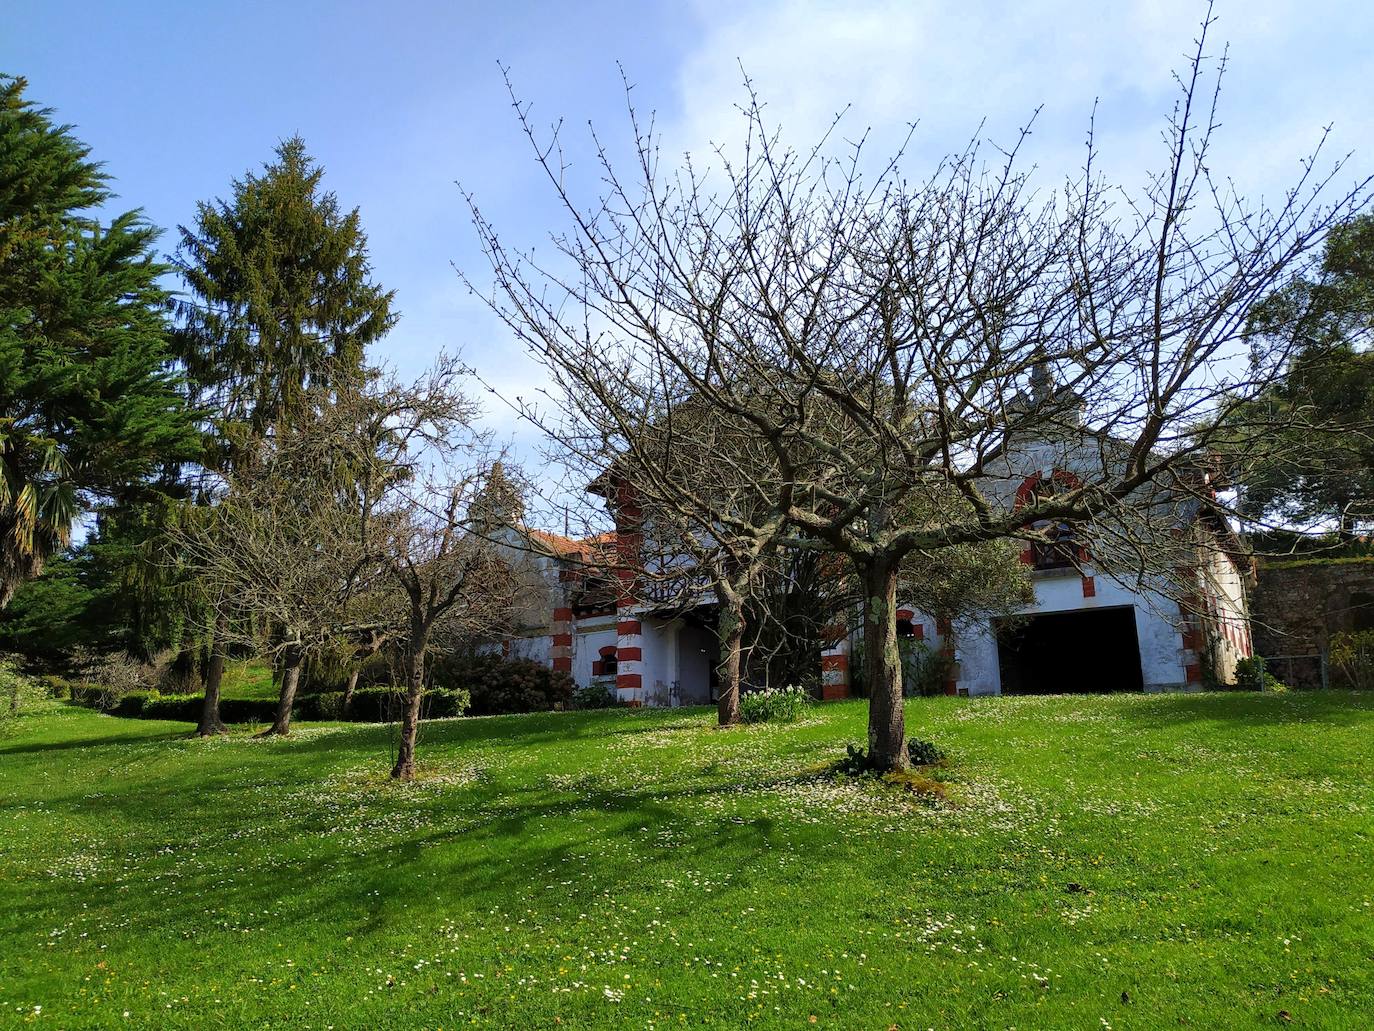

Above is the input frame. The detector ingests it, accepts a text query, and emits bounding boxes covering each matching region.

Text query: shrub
[835,738,947,773]
[310,691,347,721]
[899,639,954,697]
[306,685,471,723]
[431,654,573,715]
[217,698,282,724]
[739,685,809,723]
[1232,655,1287,693]
[67,681,110,709]
[906,738,947,766]
[572,681,619,710]
[79,651,156,709]
[109,691,151,717]
[139,693,204,721]
[41,674,72,699]
[1329,630,1374,691]
[0,656,47,718]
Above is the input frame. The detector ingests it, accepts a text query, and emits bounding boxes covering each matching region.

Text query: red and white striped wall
[819,620,850,700]
[550,606,573,675]
[615,609,644,704]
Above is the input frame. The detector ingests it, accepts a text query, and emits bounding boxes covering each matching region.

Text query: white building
[496,429,1255,704]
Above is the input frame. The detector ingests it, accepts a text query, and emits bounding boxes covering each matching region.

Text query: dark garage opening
[996,607,1144,695]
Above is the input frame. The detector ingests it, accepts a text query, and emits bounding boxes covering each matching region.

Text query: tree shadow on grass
[1112,689,1374,731]
[0,728,188,756]
[4,755,816,953]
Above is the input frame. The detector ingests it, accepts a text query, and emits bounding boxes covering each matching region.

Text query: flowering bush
[739,685,809,723]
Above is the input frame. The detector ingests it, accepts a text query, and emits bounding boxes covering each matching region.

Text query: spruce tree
[175,137,395,732]
[175,136,396,446]
[0,74,195,609]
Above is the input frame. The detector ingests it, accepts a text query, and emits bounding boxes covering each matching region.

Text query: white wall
[1200,542,1252,683]
[903,568,1189,696]
[571,619,617,688]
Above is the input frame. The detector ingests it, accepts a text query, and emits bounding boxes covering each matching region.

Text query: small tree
[174,426,372,736]
[344,362,524,779]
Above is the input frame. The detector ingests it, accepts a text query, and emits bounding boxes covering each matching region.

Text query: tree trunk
[391,644,426,781]
[715,592,744,726]
[262,647,302,737]
[861,556,907,771]
[196,616,228,736]
[342,667,359,718]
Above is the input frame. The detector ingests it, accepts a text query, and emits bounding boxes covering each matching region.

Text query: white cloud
[667,0,1373,204]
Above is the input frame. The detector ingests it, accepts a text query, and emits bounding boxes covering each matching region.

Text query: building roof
[527,528,617,563]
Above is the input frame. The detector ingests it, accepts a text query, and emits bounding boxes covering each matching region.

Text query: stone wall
[1250,558,1374,688]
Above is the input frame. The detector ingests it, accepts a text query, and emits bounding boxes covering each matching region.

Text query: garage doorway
[996,607,1144,694]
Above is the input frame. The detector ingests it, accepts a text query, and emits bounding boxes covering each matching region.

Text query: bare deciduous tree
[468,13,1370,770]
[175,428,370,736]
[340,361,526,779]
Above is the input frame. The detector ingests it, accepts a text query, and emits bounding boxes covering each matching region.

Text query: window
[896,618,916,639]
[1031,521,1079,570]
[1016,471,1086,571]
[593,645,618,677]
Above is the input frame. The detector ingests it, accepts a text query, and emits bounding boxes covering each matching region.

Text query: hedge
[66,683,471,725]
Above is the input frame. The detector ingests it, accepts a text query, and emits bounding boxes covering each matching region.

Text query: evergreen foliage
[173,136,396,453]
[0,74,196,608]
[1234,215,1374,533]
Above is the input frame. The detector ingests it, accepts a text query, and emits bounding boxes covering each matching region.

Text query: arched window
[896,618,916,639]
[1016,470,1086,571]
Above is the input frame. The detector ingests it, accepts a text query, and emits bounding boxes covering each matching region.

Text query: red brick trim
[552,607,573,622]
[616,619,641,636]
[1081,576,1096,598]
[616,672,642,692]
[1185,663,1202,684]
[896,608,914,621]
[552,657,572,673]
[617,646,642,662]
[821,683,850,701]
[551,632,572,647]
[820,654,849,672]
[1014,468,1084,509]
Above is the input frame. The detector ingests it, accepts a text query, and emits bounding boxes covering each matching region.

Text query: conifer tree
[174,136,395,732]
[0,74,195,610]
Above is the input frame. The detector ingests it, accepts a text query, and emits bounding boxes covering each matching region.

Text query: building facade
[496,436,1255,704]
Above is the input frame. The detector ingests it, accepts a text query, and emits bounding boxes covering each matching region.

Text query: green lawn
[218,661,277,701]
[1,693,1371,1029]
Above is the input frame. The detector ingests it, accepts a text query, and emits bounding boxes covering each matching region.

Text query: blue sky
[5,0,1372,457]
